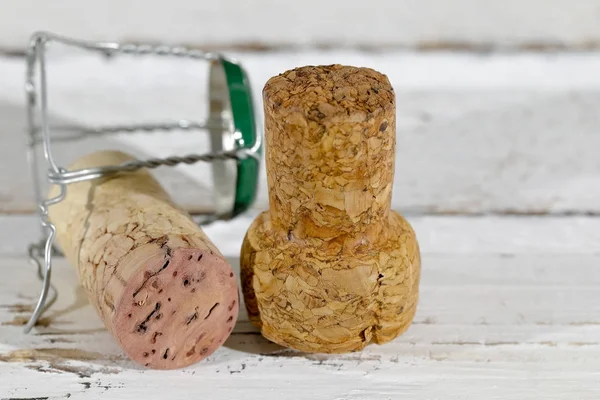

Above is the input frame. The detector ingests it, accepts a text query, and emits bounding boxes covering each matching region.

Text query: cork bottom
[113,247,239,369]
[241,211,421,353]
[258,298,419,353]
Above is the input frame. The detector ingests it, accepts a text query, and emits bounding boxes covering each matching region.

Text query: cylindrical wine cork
[241,65,421,353]
[48,151,239,369]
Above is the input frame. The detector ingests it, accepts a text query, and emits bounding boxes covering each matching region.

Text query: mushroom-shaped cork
[241,65,421,353]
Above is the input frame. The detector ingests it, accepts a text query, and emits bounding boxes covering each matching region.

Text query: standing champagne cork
[48,151,239,369]
[241,65,421,353]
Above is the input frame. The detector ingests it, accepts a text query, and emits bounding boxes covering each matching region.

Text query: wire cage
[24,32,261,332]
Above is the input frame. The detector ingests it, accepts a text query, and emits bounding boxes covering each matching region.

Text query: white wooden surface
[1,51,600,214]
[1,42,599,398]
[3,0,600,50]
[1,215,600,399]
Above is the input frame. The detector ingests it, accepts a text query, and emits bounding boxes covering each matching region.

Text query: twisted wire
[24,183,63,333]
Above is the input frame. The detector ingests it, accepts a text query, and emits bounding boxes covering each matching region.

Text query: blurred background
[3,0,600,51]
[0,0,599,219]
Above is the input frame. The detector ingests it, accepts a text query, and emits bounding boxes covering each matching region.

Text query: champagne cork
[49,151,239,369]
[241,65,421,353]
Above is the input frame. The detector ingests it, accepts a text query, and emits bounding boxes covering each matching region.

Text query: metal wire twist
[48,147,253,185]
[23,173,66,332]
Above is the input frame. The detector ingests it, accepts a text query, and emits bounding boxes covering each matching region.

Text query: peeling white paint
[1,217,600,398]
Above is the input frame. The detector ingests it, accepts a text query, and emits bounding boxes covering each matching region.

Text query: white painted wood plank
[1,52,600,214]
[1,253,600,398]
[3,360,598,400]
[2,214,600,257]
[3,254,600,331]
[2,0,600,50]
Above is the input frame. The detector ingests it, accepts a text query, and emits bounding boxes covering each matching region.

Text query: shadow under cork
[221,256,292,355]
[223,332,285,355]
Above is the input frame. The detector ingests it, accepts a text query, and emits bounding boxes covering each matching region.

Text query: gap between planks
[1,214,599,257]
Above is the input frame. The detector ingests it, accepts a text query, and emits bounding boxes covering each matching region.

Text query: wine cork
[241,65,421,353]
[48,151,239,369]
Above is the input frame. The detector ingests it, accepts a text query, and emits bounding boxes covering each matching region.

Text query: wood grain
[1,52,599,215]
[0,44,598,398]
[1,250,599,399]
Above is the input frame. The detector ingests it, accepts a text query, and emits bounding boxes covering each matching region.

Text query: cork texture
[241,65,421,352]
[48,151,239,369]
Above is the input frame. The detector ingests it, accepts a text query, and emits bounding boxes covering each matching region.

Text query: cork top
[263,64,394,120]
[262,65,397,236]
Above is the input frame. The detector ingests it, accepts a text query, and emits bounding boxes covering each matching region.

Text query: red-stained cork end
[113,247,239,369]
[47,151,240,370]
